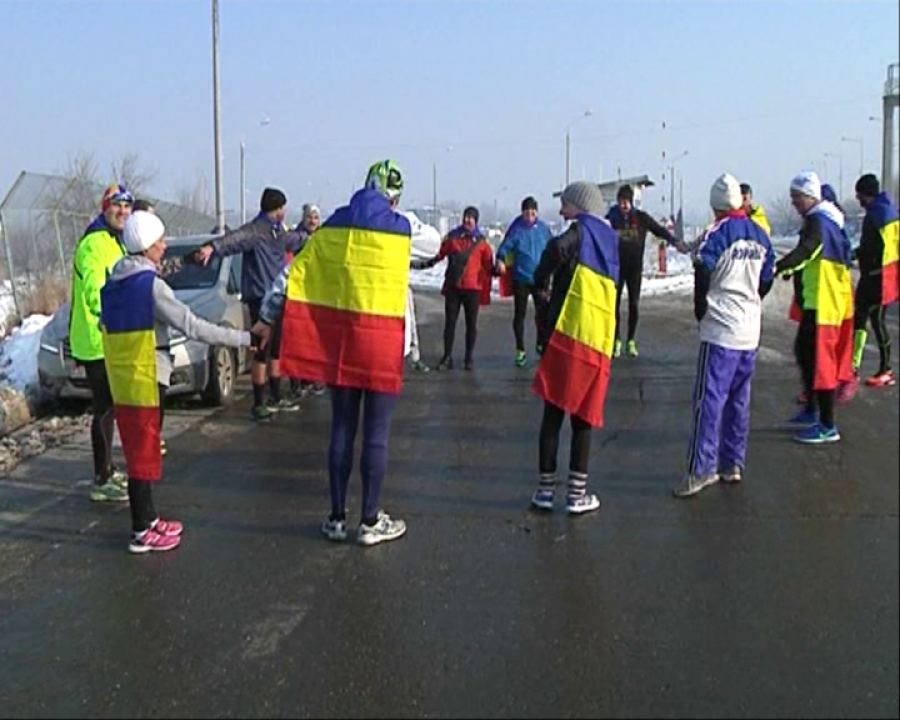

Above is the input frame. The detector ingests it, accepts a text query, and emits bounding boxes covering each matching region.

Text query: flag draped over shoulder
[280,189,412,394]
[871,197,899,305]
[810,226,854,390]
[100,269,161,480]
[532,215,620,427]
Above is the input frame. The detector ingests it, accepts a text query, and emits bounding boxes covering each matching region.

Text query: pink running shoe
[129,528,182,554]
[837,372,859,404]
[152,518,183,537]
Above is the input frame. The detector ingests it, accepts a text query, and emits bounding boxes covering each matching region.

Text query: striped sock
[539,473,556,492]
[567,472,588,502]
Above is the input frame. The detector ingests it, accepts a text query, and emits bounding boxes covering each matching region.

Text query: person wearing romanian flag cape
[673,174,775,499]
[777,171,854,445]
[255,160,412,547]
[852,174,899,388]
[530,181,618,515]
[101,211,253,554]
[415,206,494,371]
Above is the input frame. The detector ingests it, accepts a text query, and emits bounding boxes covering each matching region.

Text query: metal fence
[0,171,216,317]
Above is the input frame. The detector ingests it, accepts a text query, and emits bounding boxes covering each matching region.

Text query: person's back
[675,174,775,499]
[696,214,774,350]
[257,160,413,547]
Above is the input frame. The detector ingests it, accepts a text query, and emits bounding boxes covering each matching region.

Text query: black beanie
[463,206,480,223]
[617,184,634,202]
[260,187,287,213]
[855,174,880,198]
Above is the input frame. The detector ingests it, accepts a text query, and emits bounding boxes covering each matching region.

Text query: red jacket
[439,231,494,304]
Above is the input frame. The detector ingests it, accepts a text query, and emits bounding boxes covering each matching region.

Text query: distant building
[553,174,656,210]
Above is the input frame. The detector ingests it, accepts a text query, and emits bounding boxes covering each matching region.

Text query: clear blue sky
[1,0,897,222]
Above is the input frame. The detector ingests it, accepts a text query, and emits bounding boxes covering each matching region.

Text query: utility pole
[212,0,225,233]
[432,161,437,227]
[239,139,246,224]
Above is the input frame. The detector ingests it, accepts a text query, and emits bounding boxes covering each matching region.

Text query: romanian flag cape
[532,215,620,427]
[100,268,161,480]
[801,215,855,390]
[868,193,900,306]
[280,189,412,394]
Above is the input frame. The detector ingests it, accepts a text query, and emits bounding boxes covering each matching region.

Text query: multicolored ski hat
[101,183,134,212]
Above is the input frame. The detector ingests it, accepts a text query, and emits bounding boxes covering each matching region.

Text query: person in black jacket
[852,174,898,388]
[530,181,618,515]
[606,184,686,357]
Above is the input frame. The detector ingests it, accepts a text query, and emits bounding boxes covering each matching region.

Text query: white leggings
[406,289,421,362]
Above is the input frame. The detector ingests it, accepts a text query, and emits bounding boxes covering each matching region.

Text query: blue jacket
[496,217,552,284]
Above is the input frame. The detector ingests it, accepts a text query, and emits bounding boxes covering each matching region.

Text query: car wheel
[202,346,236,406]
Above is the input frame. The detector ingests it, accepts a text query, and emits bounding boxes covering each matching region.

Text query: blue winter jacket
[496,217,552,285]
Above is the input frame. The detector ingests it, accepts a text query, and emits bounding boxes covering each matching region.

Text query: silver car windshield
[163,244,222,290]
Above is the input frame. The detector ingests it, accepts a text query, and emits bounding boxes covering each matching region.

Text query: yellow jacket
[749,205,771,236]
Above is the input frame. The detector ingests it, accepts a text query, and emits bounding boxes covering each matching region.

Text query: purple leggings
[328,386,398,522]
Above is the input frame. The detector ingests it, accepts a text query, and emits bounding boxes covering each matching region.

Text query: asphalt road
[1,287,897,719]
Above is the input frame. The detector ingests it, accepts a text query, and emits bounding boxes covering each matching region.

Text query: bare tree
[174,173,214,216]
[111,152,157,198]
[767,196,802,237]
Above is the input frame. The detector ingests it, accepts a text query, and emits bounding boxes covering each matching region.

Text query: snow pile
[0,314,51,395]
[1,280,18,336]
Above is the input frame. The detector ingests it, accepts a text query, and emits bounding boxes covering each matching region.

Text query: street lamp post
[841,136,864,180]
[565,110,593,187]
[240,117,271,224]
[432,145,453,228]
[668,150,688,220]
[211,0,224,233]
[825,152,843,200]
[493,185,508,226]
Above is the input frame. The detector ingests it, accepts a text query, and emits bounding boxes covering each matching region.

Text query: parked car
[38,235,251,405]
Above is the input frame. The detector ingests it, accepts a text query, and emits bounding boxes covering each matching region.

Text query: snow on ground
[1,280,19,336]
[0,314,51,395]
[410,238,699,296]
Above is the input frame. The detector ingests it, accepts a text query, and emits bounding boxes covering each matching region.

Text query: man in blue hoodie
[196,187,302,420]
[496,197,553,366]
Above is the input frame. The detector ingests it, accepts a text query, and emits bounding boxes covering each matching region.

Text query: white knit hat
[709,173,742,211]
[790,171,822,201]
[123,210,166,254]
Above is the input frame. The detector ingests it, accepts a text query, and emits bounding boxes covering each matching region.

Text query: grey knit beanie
[561,181,606,217]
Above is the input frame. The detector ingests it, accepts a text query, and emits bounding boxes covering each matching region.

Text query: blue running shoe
[795,423,841,445]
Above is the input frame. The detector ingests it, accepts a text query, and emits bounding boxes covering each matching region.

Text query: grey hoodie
[107,255,251,386]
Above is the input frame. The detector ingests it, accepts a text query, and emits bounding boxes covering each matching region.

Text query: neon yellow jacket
[69,217,126,361]
[749,205,771,236]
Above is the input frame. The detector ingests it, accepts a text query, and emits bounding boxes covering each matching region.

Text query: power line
[244,94,876,156]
